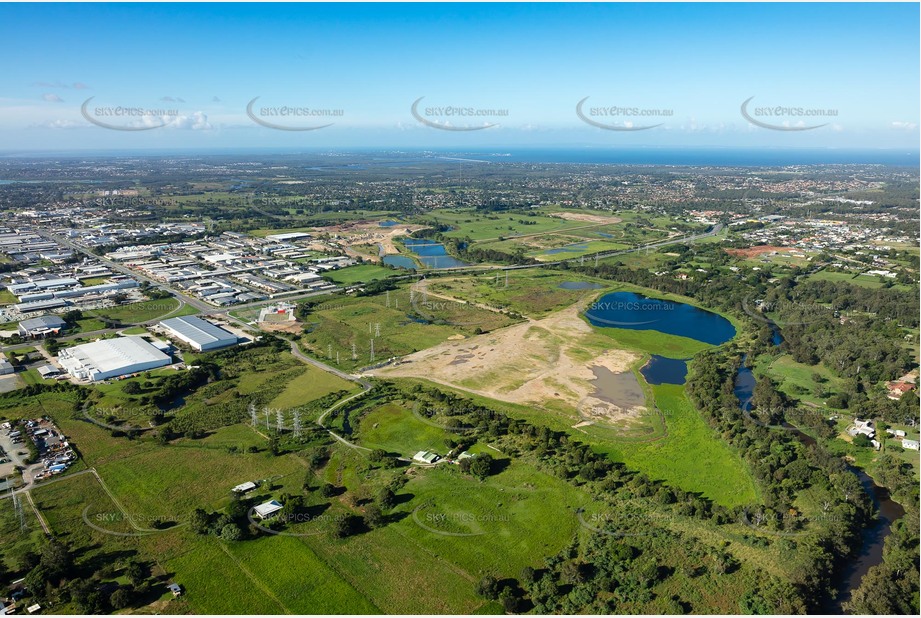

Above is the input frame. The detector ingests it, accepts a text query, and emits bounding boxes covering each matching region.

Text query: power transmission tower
[276,409,284,432]
[374,323,381,337]
[249,401,258,427]
[352,342,357,360]
[292,410,302,439]
[370,339,375,363]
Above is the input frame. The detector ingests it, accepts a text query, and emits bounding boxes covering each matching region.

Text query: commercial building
[18,315,67,338]
[160,316,238,351]
[57,337,172,382]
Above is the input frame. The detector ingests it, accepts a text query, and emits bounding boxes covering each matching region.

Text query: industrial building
[159,315,238,351]
[57,337,172,382]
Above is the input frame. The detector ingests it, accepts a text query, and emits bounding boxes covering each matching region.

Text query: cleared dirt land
[549,211,622,224]
[371,299,644,425]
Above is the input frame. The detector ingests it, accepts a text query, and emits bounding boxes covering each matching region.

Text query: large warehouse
[57,336,172,382]
[160,315,238,351]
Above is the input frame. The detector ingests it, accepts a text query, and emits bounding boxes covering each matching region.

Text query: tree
[852,434,872,448]
[499,587,521,613]
[109,586,133,610]
[363,504,384,529]
[189,508,211,535]
[467,453,495,480]
[319,483,337,498]
[124,560,147,587]
[377,487,396,510]
[332,515,361,538]
[475,575,500,600]
[226,495,247,520]
[122,381,142,395]
[39,539,72,580]
[23,565,50,597]
[520,566,536,585]
[220,523,242,541]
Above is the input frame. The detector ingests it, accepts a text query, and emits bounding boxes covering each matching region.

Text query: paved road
[289,340,371,390]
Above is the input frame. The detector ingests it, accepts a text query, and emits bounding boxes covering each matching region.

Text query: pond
[585,291,736,346]
[382,255,418,270]
[558,281,604,290]
[378,220,400,227]
[401,238,469,269]
[544,242,589,255]
[640,355,689,385]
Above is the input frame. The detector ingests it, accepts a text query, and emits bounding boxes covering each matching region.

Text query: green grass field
[86,298,190,323]
[755,354,844,408]
[298,286,515,371]
[807,269,912,291]
[600,383,760,507]
[267,363,357,410]
[323,264,401,285]
[355,402,453,456]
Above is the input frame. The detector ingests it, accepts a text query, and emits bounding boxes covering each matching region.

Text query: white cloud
[42,93,64,102]
[42,119,83,129]
[170,111,212,130]
[890,121,918,131]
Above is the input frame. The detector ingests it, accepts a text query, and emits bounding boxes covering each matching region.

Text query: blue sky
[0,2,918,152]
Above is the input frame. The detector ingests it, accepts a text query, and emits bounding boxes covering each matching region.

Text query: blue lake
[585,291,736,346]
[382,255,418,270]
[379,220,400,227]
[640,355,690,385]
[401,238,469,269]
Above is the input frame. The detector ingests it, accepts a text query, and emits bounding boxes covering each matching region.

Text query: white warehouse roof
[160,316,238,351]
[57,336,171,382]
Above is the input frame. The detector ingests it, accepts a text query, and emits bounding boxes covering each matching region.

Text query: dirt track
[371,300,641,422]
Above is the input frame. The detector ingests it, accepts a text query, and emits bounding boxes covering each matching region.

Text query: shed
[232,481,257,494]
